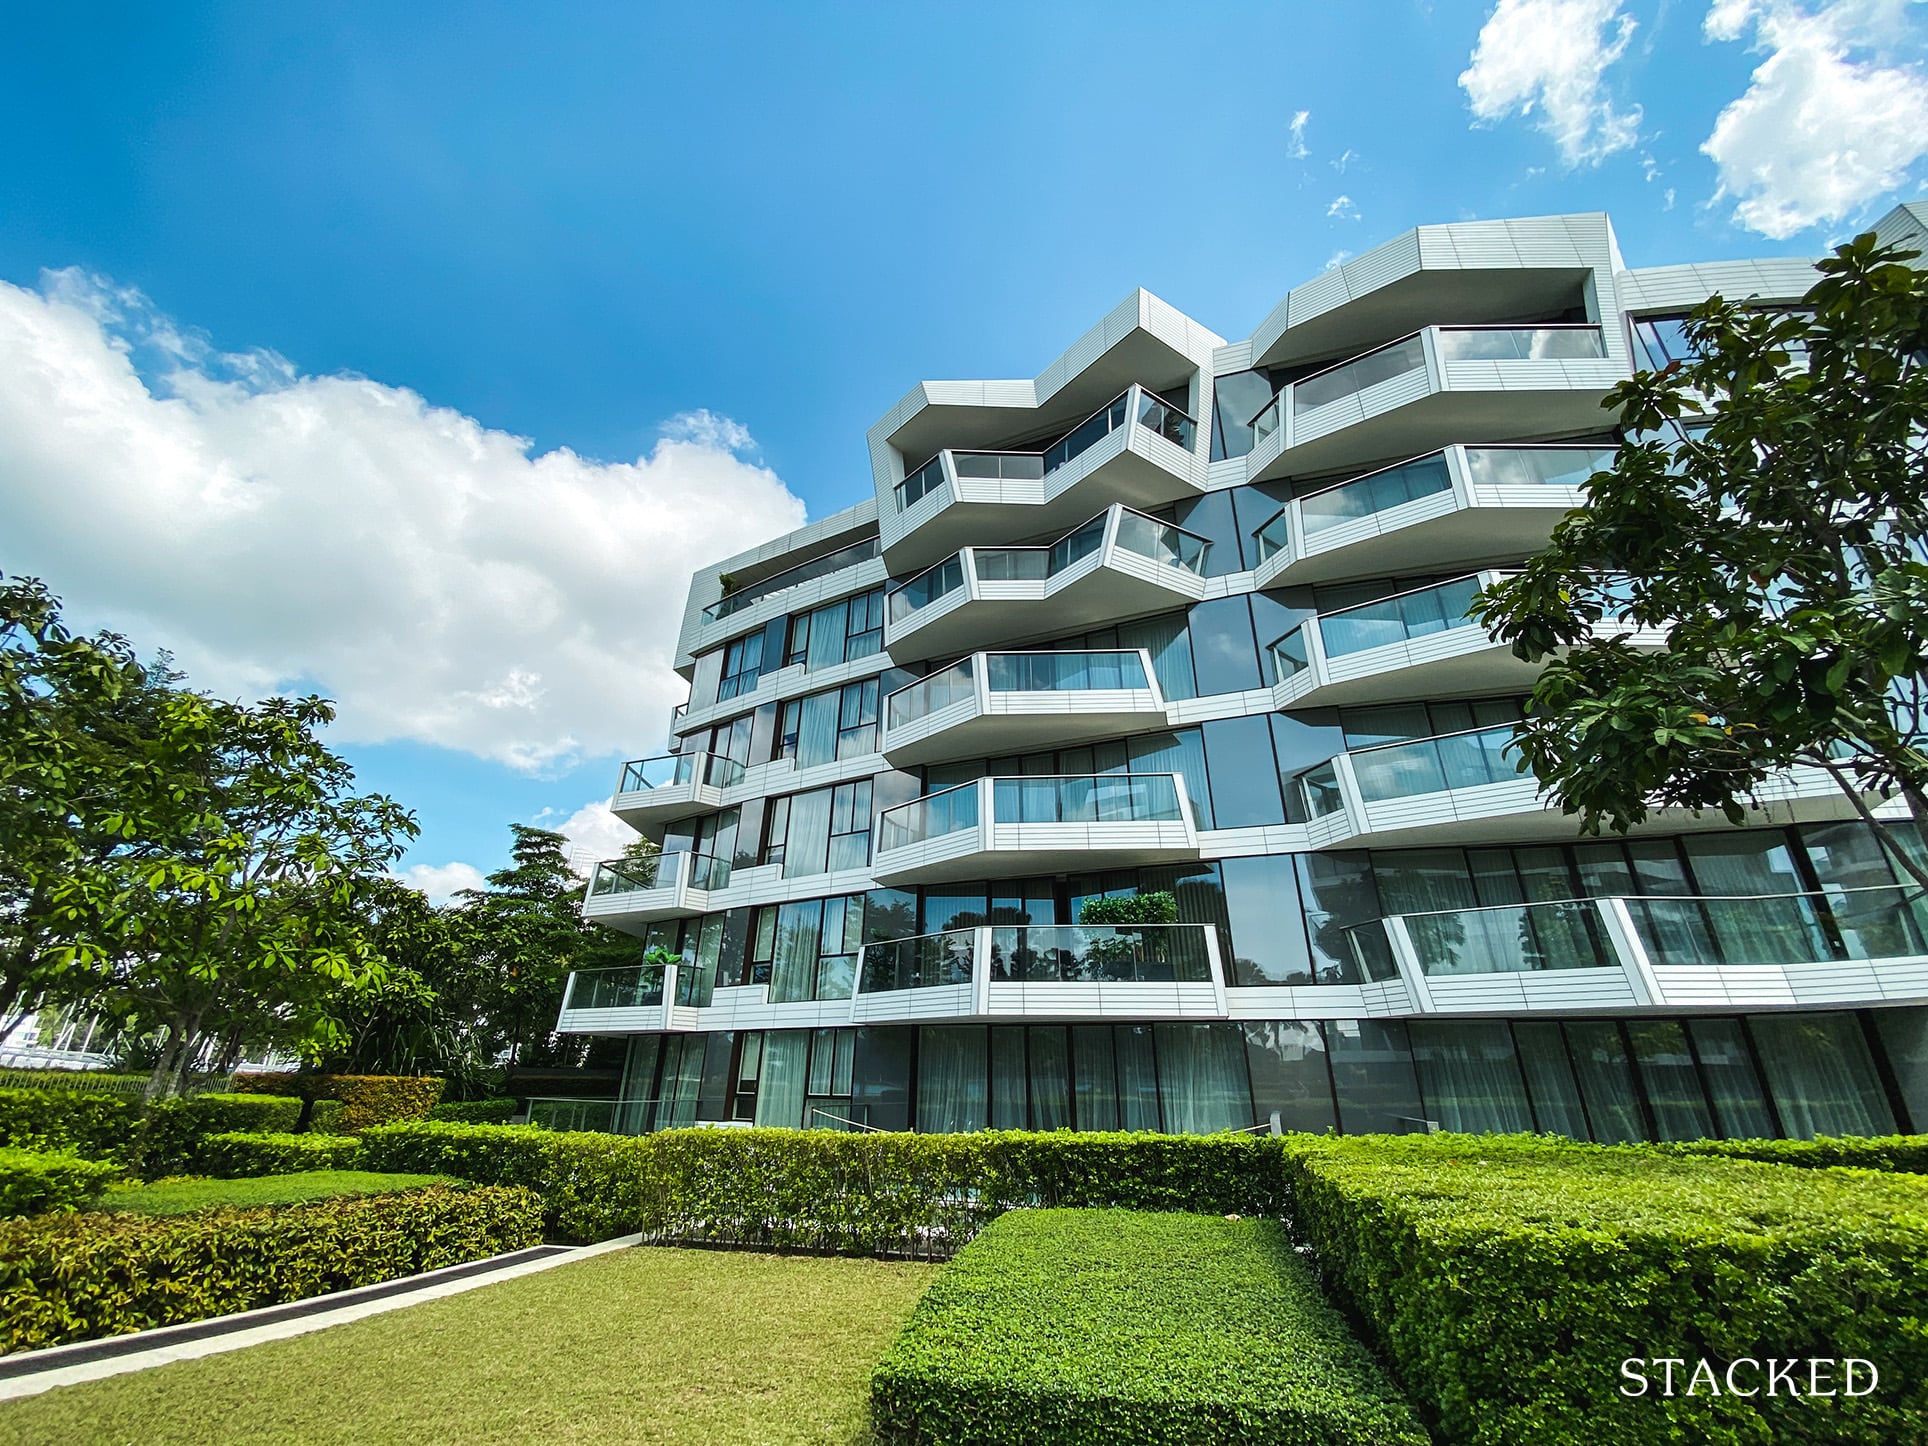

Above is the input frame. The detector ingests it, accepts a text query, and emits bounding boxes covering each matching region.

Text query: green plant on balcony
[1075,892,1178,980]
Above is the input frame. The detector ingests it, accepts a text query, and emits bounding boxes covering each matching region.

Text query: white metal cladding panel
[885,472,958,541]
[986,688,1162,718]
[887,578,978,645]
[988,820,1198,852]
[874,826,986,878]
[972,579,1050,604]
[1423,969,1639,1012]
[1214,341,1254,374]
[584,886,681,921]
[983,982,1223,1018]
[1320,624,1496,686]
[1300,488,1461,558]
[1206,457,1249,489]
[1166,687,1278,728]
[1103,546,1209,600]
[1469,484,1587,510]
[1359,777,1546,833]
[884,696,979,753]
[678,653,896,736]
[1359,979,1417,1014]
[1653,960,1928,1009]
[851,984,976,1024]
[557,1006,660,1033]
[1197,823,1320,858]
[690,555,890,657]
[1128,417,1211,487]
[611,780,716,815]
[1440,358,1625,393]
[1345,233,1425,295]
[696,866,880,913]
[1615,259,1819,313]
[1292,368,1436,448]
[1223,984,1375,1019]
[728,751,888,806]
[679,503,879,666]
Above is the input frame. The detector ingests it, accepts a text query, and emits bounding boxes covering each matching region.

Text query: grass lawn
[0,1246,939,1446]
[96,1170,450,1216]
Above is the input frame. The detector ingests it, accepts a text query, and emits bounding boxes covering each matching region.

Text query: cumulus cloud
[0,271,808,772]
[1287,110,1311,158]
[1325,250,1355,271]
[1460,0,1644,166]
[541,799,643,872]
[397,861,488,907]
[1326,195,1361,220]
[1701,0,1928,238]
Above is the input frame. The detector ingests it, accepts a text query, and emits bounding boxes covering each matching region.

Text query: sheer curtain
[916,1026,987,1133]
[1625,1021,1714,1140]
[755,1031,809,1129]
[1685,1019,1776,1138]
[1562,1022,1646,1143]
[1156,1024,1252,1133]
[1511,1021,1589,1138]
[1749,1014,1896,1138]
[1028,1027,1072,1130]
[1115,1026,1161,1131]
[1408,1020,1533,1133]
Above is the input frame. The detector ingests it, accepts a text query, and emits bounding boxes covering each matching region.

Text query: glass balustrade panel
[953,451,1046,480]
[1461,446,1617,491]
[589,856,668,897]
[897,455,946,510]
[888,658,974,728]
[565,965,667,1011]
[1270,628,1310,681]
[1300,453,1454,536]
[1044,392,1131,473]
[888,555,966,623]
[1112,510,1211,574]
[985,650,1150,693]
[1134,391,1197,451]
[858,929,977,992]
[1436,327,1606,362]
[973,547,1052,582]
[1406,900,1615,975]
[1253,510,1290,563]
[1349,726,1519,803]
[1318,576,1482,658]
[1293,334,1427,416]
[988,924,1212,983]
[990,773,1182,825]
[878,782,980,853]
[1295,760,1345,819]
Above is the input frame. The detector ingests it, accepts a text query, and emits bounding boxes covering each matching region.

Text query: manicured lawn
[0,1246,939,1446]
[96,1170,449,1216]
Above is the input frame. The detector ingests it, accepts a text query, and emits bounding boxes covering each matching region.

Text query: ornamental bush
[0,1088,143,1162]
[140,1095,303,1176]
[428,1098,518,1124]
[1661,1134,1928,1173]
[872,1209,1427,1446]
[0,1182,542,1354]
[0,1148,122,1217]
[231,1073,444,1131]
[195,1132,363,1177]
[358,1123,1290,1248]
[1283,1134,1928,1446]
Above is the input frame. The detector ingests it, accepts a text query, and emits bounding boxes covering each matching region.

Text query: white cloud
[1326,195,1361,220]
[397,861,488,907]
[1331,148,1359,173]
[0,271,808,773]
[541,799,641,872]
[1325,250,1355,270]
[1701,0,1928,238]
[1460,0,1644,166]
[1664,185,1678,210]
[1287,110,1311,158]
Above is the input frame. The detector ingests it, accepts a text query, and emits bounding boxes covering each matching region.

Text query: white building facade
[562,204,1928,1141]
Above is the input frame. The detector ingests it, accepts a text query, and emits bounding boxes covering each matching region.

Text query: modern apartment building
[559,202,1928,1143]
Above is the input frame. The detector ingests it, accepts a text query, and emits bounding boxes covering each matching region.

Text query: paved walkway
[0,1233,643,1401]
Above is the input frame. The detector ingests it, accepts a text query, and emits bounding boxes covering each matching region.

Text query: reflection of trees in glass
[1076,892,1176,981]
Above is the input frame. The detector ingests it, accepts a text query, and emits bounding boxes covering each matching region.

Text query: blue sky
[2,1,1924,895]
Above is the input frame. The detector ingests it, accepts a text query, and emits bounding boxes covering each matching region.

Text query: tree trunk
[1815,760,1928,893]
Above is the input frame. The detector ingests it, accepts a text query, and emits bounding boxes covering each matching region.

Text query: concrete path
[0,1233,644,1402]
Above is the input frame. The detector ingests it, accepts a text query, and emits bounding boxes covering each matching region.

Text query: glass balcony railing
[1624,884,1928,969]
[1403,899,1618,976]
[1044,391,1131,473]
[702,537,881,622]
[1314,575,1484,658]
[1461,444,1616,491]
[617,751,745,795]
[1348,724,1521,802]
[986,649,1150,693]
[897,454,947,510]
[1113,510,1212,573]
[878,781,980,852]
[1435,325,1605,363]
[858,928,976,993]
[887,657,975,729]
[563,965,666,1011]
[1269,627,1310,682]
[990,773,1183,825]
[887,554,967,623]
[1253,509,1292,563]
[955,450,1048,481]
[586,851,732,899]
[1134,389,1197,451]
[1292,759,1344,820]
[1299,453,1453,536]
[989,923,1212,983]
[1293,333,1429,418]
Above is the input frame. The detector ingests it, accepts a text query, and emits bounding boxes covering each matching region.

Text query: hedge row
[195,1132,363,1178]
[1283,1134,1928,1445]
[1662,1133,1928,1173]
[0,1088,143,1163]
[428,1098,518,1124]
[231,1074,444,1131]
[871,1209,1428,1445]
[0,1182,543,1354]
[358,1123,1290,1249]
[140,1095,305,1175]
[0,1148,122,1217]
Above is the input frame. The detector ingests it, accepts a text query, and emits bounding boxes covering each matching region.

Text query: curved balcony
[1252,444,1614,588]
[880,649,1168,766]
[870,772,1199,885]
[580,850,733,933]
[881,386,1203,573]
[1243,324,1619,483]
[884,505,1211,660]
[609,752,747,832]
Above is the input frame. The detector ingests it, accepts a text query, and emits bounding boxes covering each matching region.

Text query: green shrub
[1076,889,1178,925]
[1284,1133,1928,1445]
[308,1099,346,1134]
[0,1182,542,1353]
[195,1131,363,1177]
[1661,1134,1928,1173]
[359,1123,1290,1248]
[0,1087,143,1162]
[872,1209,1427,1445]
[140,1094,303,1175]
[0,1148,122,1217]
[428,1098,518,1124]
[232,1073,445,1130]
[99,1170,449,1216]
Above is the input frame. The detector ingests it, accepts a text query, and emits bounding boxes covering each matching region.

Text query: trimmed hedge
[0,1148,122,1217]
[358,1123,1290,1248]
[232,1073,444,1131]
[0,1182,543,1353]
[428,1098,518,1124]
[1284,1134,1928,1445]
[1662,1133,1928,1173]
[871,1209,1428,1445]
[0,1087,144,1162]
[140,1094,304,1175]
[195,1132,364,1178]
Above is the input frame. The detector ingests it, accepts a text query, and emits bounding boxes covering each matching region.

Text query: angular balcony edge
[580,852,732,933]
[880,649,1170,766]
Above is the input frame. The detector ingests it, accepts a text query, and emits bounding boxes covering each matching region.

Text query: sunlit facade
[558,203,1928,1142]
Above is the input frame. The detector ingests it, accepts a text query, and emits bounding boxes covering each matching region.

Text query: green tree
[1474,233,1928,891]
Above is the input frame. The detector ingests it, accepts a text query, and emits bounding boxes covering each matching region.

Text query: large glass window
[1409,1020,1534,1133]
[1873,1008,1928,1132]
[1157,1023,1252,1133]
[716,632,764,702]
[1626,1020,1714,1141]
[786,588,885,670]
[1747,1013,1896,1139]
[1562,1021,1647,1143]
[1220,854,1316,986]
[1187,597,1264,695]
[1201,715,1286,827]
[1326,1020,1424,1134]
[1209,370,1278,462]
[1243,1021,1337,1134]
[917,1026,988,1133]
